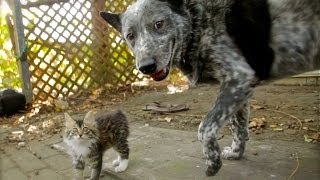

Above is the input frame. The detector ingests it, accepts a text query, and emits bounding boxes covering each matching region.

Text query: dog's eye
[126,33,135,40]
[154,20,164,30]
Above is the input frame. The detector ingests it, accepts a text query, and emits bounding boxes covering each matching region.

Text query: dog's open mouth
[149,39,175,81]
[150,67,169,81]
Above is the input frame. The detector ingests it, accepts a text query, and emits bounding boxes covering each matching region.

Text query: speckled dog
[100,0,320,176]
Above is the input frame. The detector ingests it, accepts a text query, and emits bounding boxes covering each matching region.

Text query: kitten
[63,110,130,180]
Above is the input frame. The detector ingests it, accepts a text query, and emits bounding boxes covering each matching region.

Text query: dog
[100,0,320,176]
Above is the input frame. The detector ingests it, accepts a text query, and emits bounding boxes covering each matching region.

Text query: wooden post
[91,0,113,85]
[9,0,33,103]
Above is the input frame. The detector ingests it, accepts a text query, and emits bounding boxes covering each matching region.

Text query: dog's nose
[138,58,157,74]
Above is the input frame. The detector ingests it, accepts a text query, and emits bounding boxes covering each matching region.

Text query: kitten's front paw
[112,159,120,167]
[114,159,129,173]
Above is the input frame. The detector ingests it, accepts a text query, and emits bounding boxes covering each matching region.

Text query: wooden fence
[10,0,140,102]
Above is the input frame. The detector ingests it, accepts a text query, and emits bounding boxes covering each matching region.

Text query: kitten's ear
[100,11,122,33]
[64,113,75,128]
[84,110,96,125]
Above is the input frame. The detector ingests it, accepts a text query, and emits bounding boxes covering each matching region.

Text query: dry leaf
[249,121,257,128]
[249,117,266,129]
[304,134,313,143]
[254,117,266,125]
[165,117,172,123]
[303,119,314,123]
[269,124,277,128]
[273,128,283,132]
[251,105,264,110]
[310,132,320,141]
[27,125,37,132]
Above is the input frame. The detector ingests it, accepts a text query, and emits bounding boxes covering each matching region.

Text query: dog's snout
[138,58,157,74]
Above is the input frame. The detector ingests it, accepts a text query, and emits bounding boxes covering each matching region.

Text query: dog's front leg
[221,102,250,160]
[198,75,256,176]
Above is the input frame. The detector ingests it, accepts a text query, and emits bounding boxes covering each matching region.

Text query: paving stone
[1,168,28,180]
[42,154,72,171]
[4,124,320,180]
[151,158,208,180]
[43,134,63,145]
[59,168,73,179]
[0,155,16,170]
[27,143,61,159]
[28,168,67,180]
[10,148,47,172]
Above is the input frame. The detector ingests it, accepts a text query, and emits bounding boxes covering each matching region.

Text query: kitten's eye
[71,128,78,133]
[154,20,164,30]
[83,127,90,133]
[126,33,135,40]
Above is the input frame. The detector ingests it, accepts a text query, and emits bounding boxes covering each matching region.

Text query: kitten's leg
[72,156,85,180]
[114,140,129,172]
[112,155,121,167]
[87,153,103,180]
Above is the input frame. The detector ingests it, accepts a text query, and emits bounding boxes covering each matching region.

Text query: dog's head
[100,0,191,81]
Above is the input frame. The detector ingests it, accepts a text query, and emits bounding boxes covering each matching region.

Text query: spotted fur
[100,0,320,176]
[63,110,130,179]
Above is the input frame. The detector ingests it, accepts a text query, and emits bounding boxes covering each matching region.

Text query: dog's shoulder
[185,0,274,80]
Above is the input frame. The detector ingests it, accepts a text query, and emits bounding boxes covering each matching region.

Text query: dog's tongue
[150,68,168,81]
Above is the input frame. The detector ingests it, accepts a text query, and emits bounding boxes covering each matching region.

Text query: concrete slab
[52,124,320,180]
[1,168,28,180]
[8,148,47,173]
[28,169,67,180]
[42,154,72,171]
[0,155,16,170]
[2,124,319,180]
[27,142,62,159]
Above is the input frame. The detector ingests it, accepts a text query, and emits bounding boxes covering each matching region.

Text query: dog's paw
[114,159,129,173]
[221,146,242,160]
[205,158,222,176]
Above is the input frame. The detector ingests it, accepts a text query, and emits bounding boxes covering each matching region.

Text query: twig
[287,152,300,180]
[158,112,205,118]
[265,109,303,130]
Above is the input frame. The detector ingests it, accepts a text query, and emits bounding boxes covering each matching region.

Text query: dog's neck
[176,0,205,85]
[179,0,232,85]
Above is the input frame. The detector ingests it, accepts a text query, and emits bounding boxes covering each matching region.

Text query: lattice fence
[15,0,140,101]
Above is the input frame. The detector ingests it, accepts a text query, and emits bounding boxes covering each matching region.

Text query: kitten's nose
[78,134,82,138]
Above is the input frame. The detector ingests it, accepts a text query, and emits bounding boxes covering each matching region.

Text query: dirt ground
[122,83,320,142]
[0,81,319,146]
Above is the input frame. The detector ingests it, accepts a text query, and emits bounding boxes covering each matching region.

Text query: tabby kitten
[63,110,130,180]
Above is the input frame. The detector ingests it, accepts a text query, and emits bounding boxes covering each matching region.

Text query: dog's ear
[159,0,184,9]
[100,11,122,32]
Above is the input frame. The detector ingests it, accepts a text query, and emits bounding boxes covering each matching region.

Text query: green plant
[0,8,21,89]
